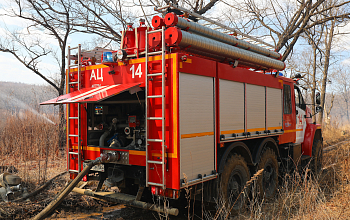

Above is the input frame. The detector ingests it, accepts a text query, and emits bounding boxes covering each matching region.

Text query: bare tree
[68,0,220,45]
[220,0,350,61]
[335,67,350,123]
[0,0,74,150]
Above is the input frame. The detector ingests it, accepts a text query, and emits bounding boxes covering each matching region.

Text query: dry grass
[323,123,350,147]
[0,110,64,185]
[1,111,350,219]
[230,124,350,220]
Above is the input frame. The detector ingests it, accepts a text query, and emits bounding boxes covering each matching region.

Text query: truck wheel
[257,148,278,200]
[220,154,250,215]
[311,139,323,175]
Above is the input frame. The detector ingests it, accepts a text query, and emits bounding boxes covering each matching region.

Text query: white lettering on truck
[90,69,104,81]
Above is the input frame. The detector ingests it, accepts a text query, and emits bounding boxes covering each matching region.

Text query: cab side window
[294,86,306,110]
[283,85,292,114]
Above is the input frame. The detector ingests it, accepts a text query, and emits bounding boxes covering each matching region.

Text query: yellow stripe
[268,126,282,130]
[72,147,168,158]
[247,128,265,132]
[72,147,148,156]
[72,146,100,152]
[151,153,168,157]
[221,129,245,135]
[278,79,283,87]
[69,55,176,72]
[284,129,303,133]
[181,132,214,139]
[129,150,146,156]
[171,54,178,158]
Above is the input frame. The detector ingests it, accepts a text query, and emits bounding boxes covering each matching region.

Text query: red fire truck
[41,4,323,215]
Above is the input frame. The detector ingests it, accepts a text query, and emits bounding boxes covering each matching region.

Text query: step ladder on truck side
[145,26,167,189]
[67,45,82,174]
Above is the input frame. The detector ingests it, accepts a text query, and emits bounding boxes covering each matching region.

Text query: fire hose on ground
[32,152,178,219]
[32,153,117,220]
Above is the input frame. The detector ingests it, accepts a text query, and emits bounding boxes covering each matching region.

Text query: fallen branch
[12,171,67,202]
[323,139,350,152]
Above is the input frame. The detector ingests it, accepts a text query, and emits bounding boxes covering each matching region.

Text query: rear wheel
[220,154,250,215]
[311,139,323,175]
[257,148,278,200]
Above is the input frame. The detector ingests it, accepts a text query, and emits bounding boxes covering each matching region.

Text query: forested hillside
[0,81,58,126]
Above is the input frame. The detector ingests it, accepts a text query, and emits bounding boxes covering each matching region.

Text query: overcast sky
[1,2,350,86]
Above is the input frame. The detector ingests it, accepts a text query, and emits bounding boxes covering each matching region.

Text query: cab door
[294,86,306,144]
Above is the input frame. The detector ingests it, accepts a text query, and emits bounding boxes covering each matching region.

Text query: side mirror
[316,92,321,105]
[316,106,322,113]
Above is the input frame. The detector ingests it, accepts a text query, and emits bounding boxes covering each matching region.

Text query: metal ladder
[145,26,167,189]
[67,45,82,173]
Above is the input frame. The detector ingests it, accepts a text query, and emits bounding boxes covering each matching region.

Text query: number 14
[130,64,142,78]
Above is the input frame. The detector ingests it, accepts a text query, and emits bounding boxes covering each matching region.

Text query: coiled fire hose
[32,153,118,220]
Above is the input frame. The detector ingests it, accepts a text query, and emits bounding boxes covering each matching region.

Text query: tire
[311,139,323,175]
[220,154,250,215]
[257,148,278,200]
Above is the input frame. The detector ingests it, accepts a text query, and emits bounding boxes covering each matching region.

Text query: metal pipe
[165,27,285,71]
[185,48,265,70]
[164,13,281,60]
[99,131,110,147]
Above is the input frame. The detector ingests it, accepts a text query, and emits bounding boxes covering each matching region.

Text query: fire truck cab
[41,6,323,215]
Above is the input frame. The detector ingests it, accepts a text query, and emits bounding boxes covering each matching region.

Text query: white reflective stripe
[68,86,107,101]
[58,86,107,103]
[64,85,120,103]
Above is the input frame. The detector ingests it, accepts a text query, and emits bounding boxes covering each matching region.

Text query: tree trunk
[58,105,65,152]
[311,44,317,123]
[318,20,335,124]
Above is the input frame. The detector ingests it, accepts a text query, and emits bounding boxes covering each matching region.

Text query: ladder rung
[147,139,163,142]
[69,134,79,137]
[69,169,79,173]
[69,152,79,155]
[147,51,162,56]
[147,160,163,164]
[148,29,162,34]
[69,82,79,85]
[147,182,164,187]
[69,64,79,67]
[147,117,163,120]
[147,73,163,77]
[70,46,79,50]
[69,117,79,119]
[147,95,163,98]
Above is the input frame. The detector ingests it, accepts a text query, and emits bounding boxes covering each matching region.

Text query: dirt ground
[0,158,192,220]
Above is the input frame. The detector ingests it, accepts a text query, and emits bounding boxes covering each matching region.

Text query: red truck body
[41,10,322,212]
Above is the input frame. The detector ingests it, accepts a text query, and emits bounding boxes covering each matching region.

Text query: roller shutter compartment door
[219,79,245,138]
[246,84,265,133]
[179,73,215,182]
